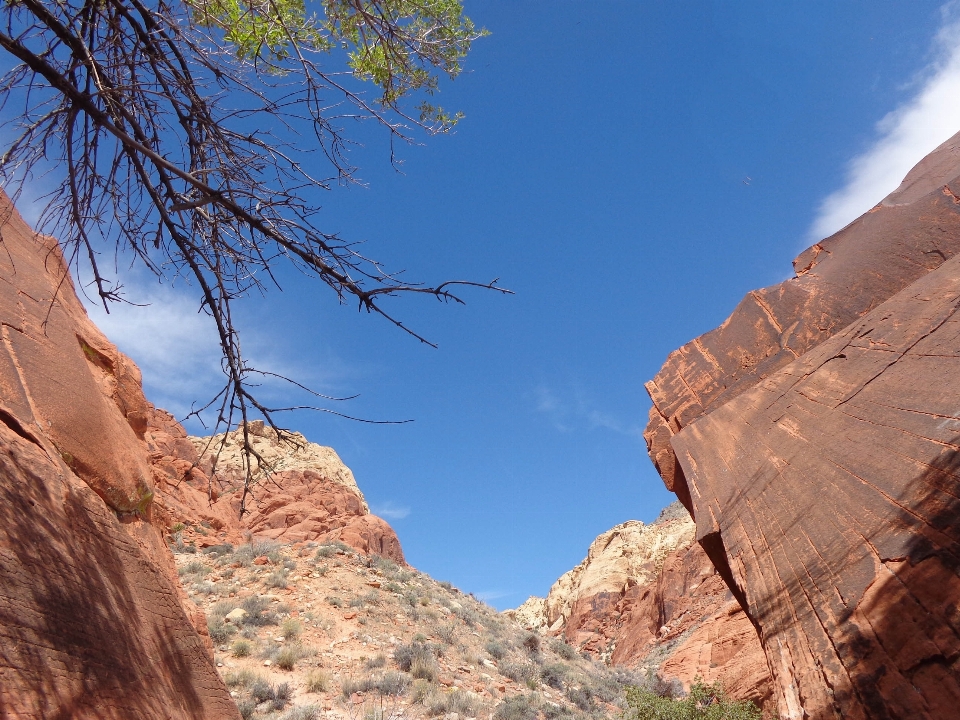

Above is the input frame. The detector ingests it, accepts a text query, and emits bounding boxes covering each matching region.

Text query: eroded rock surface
[509,504,774,712]
[0,196,238,719]
[645,130,960,512]
[188,423,405,563]
[646,130,960,719]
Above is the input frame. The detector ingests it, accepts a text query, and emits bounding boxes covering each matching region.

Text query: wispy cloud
[532,382,644,439]
[84,280,225,418]
[810,3,960,241]
[369,500,411,520]
[82,272,352,426]
[473,589,513,603]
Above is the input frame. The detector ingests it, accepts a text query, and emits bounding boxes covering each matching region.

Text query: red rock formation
[645,130,960,514]
[0,197,239,718]
[646,131,960,719]
[186,423,406,564]
[0,190,405,716]
[510,506,775,713]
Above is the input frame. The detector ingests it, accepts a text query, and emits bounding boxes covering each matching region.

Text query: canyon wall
[510,503,775,713]
[645,131,960,719]
[0,192,403,717]
[0,196,239,719]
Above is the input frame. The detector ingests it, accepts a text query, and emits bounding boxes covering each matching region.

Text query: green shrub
[499,660,536,684]
[550,639,577,661]
[371,555,399,574]
[540,663,567,690]
[237,699,256,720]
[266,569,290,589]
[270,682,292,710]
[365,654,387,670]
[178,560,209,576]
[565,686,593,712]
[203,543,234,556]
[393,642,435,672]
[281,618,302,640]
[410,656,438,682]
[280,707,320,720]
[493,694,539,720]
[436,623,456,645]
[240,595,279,626]
[326,596,344,608]
[276,646,299,671]
[623,681,763,720]
[427,689,477,717]
[207,617,236,644]
[485,639,508,660]
[250,678,276,703]
[224,668,261,688]
[231,639,252,657]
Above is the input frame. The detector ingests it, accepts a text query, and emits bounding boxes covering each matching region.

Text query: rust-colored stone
[0,193,238,719]
[646,131,960,718]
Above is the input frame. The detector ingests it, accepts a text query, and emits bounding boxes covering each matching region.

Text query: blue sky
[78,1,960,609]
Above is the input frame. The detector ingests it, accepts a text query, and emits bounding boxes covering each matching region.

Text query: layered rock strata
[189,423,405,563]
[646,130,960,719]
[510,504,774,712]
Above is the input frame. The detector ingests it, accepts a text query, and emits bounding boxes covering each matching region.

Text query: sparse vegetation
[494,693,540,720]
[486,639,509,659]
[231,639,252,657]
[427,689,478,717]
[207,617,236,644]
[551,638,577,661]
[281,618,302,640]
[305,671,330,693]
[623,680,763,720]
[365,654,387,670]
[275,645,300,671]
[179,535,650,720]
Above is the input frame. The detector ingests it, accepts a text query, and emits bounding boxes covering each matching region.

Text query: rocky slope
[187,423,404,562]
[176,536,647,720]
[510,505,774,714]
[646,130,960,719]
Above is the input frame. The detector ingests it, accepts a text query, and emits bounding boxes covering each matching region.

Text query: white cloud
[83,280,226,418]
[532,382,643,439]
[369,500,411,520]
[810,4,960,240]
[82,272,351,426]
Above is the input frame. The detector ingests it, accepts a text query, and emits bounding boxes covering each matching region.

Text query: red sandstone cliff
[0,196,239,718]
[0,192,403,717]
[646,131,960,719]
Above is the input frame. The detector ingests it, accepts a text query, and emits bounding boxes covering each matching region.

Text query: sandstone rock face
[646,130,960,719]
[645,130,960,513]
[509,504,774,712]
[542,514,695,637]
[188,423,405,563]
[0,196,238,718]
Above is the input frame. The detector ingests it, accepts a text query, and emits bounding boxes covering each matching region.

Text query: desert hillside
[171,532,648,719]
[509,504,774,715]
